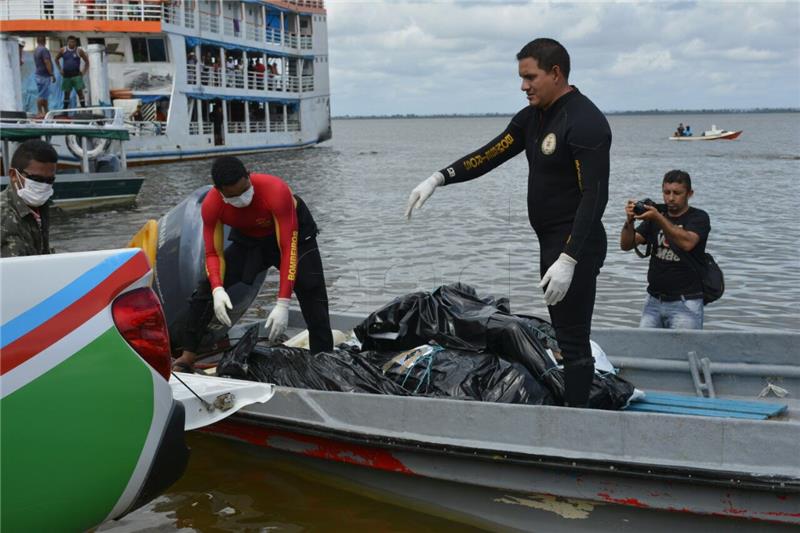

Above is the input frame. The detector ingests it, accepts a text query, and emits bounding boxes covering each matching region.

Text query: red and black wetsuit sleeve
[438,110,527,185]
[562,114,611,259]
[200,175,299,300]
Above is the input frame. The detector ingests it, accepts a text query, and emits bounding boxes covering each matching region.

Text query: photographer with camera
[620,170,710,329]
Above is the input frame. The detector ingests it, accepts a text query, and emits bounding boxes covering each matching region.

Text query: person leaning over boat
[1,139,58,257]
[55,36,89,110]
[172,156,333,373]
[620,170,709,329]
[405,38,611,408]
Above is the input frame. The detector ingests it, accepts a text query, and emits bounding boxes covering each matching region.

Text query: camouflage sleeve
[1,225,28,257]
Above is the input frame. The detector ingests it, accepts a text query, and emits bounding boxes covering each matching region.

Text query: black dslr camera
[633,198,657,216]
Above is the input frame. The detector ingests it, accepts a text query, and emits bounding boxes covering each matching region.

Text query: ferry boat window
[105,37,126,63]
[131,37,168,63]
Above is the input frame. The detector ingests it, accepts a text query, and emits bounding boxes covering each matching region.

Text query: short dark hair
[663,169,692,191]
[11,139,58,170]
[67,35,77,42]
[211,156,248,188]
[516,38,570,80]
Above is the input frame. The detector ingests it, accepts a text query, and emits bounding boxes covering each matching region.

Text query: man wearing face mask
[1,139,58,257]
[172,156,333,373]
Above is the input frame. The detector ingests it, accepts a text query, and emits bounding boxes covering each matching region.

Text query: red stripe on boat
[1,252,150,375]
[205,420,414,475]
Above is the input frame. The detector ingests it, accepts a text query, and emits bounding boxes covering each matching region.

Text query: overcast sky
[326,1,800,116]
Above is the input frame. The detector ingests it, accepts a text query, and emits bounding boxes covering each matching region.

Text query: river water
[72,112,798,531]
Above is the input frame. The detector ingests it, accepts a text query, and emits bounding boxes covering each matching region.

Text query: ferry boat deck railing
[188,122,213,135]
[245,22,263,42]
[225,69,246,89]
[1,0,162,21]
[199,10,221,33]
[197,66,223,87]
[265,27,282,45]
[187,65,307,93]
[227,122,247,134]
[248,122,268,133]
[127,121,167,136]
[3,1,325,55]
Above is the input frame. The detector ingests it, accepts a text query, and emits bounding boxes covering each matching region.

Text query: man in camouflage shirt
[1,139,59,257]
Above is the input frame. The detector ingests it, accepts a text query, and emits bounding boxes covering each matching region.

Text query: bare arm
[44,55,54,78]
[620,199,646,250]
[637,206,700,252]
[54,49,63,74]
[79,49,90,75]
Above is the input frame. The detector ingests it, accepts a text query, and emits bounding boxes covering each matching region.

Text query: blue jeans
[639,294,704,329]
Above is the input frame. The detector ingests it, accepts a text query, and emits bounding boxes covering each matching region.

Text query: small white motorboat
[669,124,743,141]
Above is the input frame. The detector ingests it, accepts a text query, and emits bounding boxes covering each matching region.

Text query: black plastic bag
[218,343,410,396]
[362,345,555,405]
[354,283,510,352]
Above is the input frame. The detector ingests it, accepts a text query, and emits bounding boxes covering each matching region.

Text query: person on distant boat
[620,170,709,329]
[684,125,692,136]
[33,36,55,116]
[55,36,89,110]
[254,58,266,90]
[676,123,685,136]
[1,140,58,257]
[405,38,611,408]
[171,156,333,373]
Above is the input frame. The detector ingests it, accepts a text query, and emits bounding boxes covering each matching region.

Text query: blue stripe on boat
[0,249,138,349]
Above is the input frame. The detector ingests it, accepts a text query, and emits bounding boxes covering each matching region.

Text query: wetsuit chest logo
[541,133,557,155]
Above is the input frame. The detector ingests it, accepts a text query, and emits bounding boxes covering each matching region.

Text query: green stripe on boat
[1,328,154,532]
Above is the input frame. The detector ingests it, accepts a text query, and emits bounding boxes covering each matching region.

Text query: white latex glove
[405,172,445,220]
[265,298,290,342]
[212,287,233,327]
[538,253,577,307]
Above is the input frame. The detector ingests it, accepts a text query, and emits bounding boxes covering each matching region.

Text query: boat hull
[191,314,800,528]
[0,171,143,210]
[669,130,743,141]
[202,408,799,530]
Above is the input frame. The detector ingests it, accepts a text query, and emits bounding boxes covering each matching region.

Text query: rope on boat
[171,371,215,412]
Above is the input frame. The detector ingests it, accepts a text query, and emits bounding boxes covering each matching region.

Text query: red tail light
[112,287,171,380]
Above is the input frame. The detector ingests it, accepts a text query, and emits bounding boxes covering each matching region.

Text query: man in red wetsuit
[172,156,333,372]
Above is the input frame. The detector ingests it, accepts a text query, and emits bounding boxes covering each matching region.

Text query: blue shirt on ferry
[61,47,82,77]
[34,45,52,77]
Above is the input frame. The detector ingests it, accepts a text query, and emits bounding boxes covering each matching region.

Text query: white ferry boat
[1,0,331,164]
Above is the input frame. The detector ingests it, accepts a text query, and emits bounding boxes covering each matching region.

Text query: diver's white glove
[212,287,233,327]
[538,253,577,307]
[265,298,290,342]
[405,171,445,220]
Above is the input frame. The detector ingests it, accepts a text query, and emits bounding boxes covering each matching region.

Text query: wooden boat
[189,311,799,529]
[669,125,743,141]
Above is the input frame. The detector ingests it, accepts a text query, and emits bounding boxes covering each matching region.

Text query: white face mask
[221,185,254,208]
[15,174,54,207]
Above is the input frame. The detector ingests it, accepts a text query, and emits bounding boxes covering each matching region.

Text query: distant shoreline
[333,108,799,120]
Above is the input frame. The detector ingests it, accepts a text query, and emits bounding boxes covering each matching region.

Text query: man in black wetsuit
[405,38,611,407]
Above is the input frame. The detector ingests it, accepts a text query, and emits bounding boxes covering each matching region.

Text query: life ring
[66,135,111,160]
